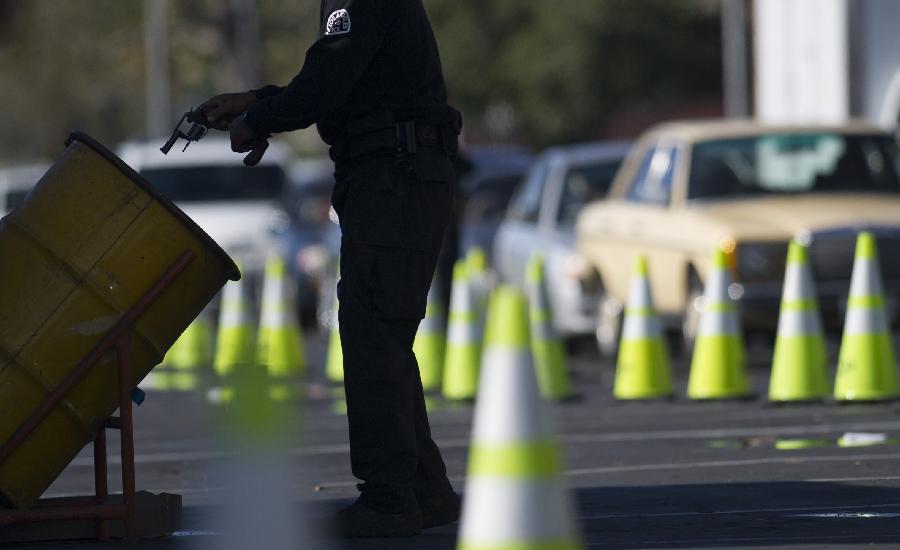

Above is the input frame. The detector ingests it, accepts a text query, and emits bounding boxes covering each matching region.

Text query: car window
[462,174,522,222]
[688,133,900,200]
[557,160,623,226]
[140,165,287,203]
[626,143,677,205]
[506,159,549,223]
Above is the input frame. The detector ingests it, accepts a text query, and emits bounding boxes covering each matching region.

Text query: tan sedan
[576,120,900,356]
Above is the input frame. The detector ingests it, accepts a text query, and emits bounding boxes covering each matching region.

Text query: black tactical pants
[332,148,456,513]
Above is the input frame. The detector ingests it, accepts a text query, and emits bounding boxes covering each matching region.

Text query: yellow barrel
[0,132,239,509]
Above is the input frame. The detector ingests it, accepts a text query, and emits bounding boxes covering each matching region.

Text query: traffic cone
[325,292,344,384]
[414,280,446,392]
[214,275,256,378]
[526,253,572,400]
[687,247,750,399]
[834,232,899,401]
[769,241,829,402]
[257,256,307,400]
[443,261,481,400]
[163,307,214,392]
[614,255,673,400]
[466,246,491,332]
[457,285,582,550]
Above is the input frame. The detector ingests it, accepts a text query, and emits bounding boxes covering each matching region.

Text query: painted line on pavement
[564,451,900,476]
[580,501,900,520]
[591,533,900,547]
[68,419,900,466]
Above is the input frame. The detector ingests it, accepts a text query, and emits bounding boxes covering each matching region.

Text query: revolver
[160,110,209,154]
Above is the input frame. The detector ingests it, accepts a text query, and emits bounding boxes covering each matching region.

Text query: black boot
[420,491,461,529]
[332,496,423,538]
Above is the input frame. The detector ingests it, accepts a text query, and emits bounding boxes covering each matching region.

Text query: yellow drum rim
[65,131,241,283]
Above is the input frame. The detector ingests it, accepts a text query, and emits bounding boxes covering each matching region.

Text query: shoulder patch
[325,9,351,36]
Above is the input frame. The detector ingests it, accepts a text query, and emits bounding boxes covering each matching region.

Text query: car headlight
[737,242,788,282]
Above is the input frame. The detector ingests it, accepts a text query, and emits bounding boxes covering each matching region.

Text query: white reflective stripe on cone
[447,318,480,344]
[776,308,822,337]
[627,276,653,309]
[622,312,663,339]
[262,275,285,304]
[261,302,294,328]
[473,348,549,443]
[704,269,732,302]
[459,478,576,544]
[844,306,890,335]
[697,304,740,336]
[220,304,251,328]
[783,263,819,301]
[849,258,885,298]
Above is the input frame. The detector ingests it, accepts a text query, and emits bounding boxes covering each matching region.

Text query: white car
[118,138,292,283]
[0,164,48,216]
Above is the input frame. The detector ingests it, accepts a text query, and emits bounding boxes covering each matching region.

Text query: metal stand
[0,251,195,544]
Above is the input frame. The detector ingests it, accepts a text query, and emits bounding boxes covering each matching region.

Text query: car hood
[685,193,900,240]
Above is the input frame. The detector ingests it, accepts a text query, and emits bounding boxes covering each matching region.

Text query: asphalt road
[6,335,900,549]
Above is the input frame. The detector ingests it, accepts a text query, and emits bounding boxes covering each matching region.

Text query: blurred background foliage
[0,0,722,162]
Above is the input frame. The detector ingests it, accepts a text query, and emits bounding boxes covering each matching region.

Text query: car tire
[595,288,623,360]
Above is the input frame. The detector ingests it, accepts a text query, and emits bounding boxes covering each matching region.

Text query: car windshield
[558,159,622,226]
[141,165,287,203]
[688,133,900,200]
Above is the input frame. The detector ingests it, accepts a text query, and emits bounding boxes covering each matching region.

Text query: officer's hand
[229,116,269,167]
[197,92,256,131]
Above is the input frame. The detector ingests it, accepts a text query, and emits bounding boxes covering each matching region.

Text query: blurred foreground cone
[457,285,582,550]
[414,280,446,392]
[526,253,572,400]
[614,255,673,400]
[214,273,256,378]
[834,232,899,401]
[163,307,214,392]
[443,261,481,400]
[687,247,750,399]
[257,256,307,400]
[769,241,829,402]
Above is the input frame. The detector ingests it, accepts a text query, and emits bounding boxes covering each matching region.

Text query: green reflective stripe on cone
[835,333,898,401]
[415,333,446,391]
[780,298,818,312]
[468,440,561,478]
[484,287,530,348]
[769,335,829,401]
[458,539,581,550]
[688,335,748,399]
[848,295,886,309]
[614,338,672,399]
[443,343,481,399]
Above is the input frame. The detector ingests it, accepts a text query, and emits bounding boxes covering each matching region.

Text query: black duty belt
[344,110,461,160]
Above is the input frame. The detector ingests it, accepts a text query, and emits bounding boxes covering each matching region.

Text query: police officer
[198,0,462,539]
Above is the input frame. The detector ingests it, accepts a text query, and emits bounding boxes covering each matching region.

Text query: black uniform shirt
[244,0,449,147]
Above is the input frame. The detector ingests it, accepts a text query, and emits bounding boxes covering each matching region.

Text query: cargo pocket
[343,157,429,252]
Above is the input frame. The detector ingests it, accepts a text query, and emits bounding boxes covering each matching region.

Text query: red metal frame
[0,251,195,544]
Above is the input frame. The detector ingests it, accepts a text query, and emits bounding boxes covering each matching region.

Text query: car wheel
[681,275,704,355]
[595,289,623,360]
